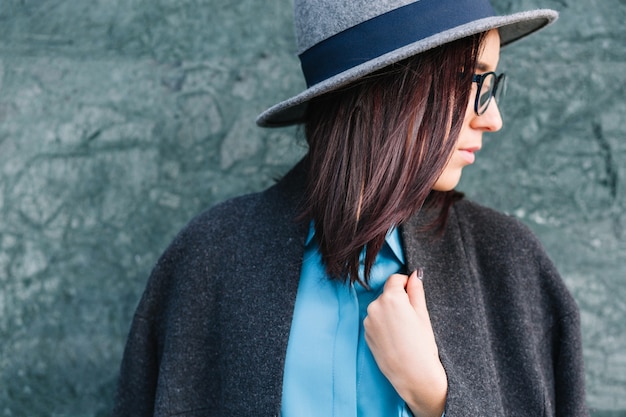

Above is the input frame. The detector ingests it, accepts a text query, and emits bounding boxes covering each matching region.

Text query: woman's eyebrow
[476,62,491,72]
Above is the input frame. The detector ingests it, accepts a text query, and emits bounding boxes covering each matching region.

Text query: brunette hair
[300,32,486,286]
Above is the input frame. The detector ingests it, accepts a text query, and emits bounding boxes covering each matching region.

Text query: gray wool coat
[113,161,589,417]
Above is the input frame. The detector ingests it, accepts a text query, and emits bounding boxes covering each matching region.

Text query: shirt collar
[305,222,405,265]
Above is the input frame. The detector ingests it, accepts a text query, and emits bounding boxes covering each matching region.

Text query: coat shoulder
[450,198,579,317]
[450,199,542,250]
[167,165,306,262]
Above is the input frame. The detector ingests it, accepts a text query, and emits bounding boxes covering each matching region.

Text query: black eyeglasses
[472,72,506,116]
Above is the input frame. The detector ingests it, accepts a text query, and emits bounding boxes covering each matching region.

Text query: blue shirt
[281,224,415,417]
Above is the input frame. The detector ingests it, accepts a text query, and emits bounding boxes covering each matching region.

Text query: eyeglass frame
[472,72,506,116]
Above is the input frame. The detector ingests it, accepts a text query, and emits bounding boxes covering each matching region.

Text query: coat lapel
[220,162,309,415]
[400,206,504,415]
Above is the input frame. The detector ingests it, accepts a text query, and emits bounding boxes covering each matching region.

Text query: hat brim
[256,9,557,127]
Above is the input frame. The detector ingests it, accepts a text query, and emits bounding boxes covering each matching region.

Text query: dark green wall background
[0,0,624,415]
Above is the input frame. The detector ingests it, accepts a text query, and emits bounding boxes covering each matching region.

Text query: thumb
[406,268,426,311]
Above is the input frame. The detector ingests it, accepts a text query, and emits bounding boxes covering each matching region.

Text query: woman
[113,0,589,416]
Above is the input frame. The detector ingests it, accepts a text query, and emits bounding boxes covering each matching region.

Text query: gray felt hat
[256,0,558,127]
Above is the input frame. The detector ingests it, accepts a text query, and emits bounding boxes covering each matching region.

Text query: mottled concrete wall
[0,0,623,415]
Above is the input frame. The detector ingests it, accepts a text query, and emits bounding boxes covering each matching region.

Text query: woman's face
[432,29,503,191]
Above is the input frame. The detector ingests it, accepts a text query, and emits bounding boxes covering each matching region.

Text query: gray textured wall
[0,0,624,415]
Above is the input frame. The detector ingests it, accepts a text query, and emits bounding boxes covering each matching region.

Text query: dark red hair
[301,33,486,285]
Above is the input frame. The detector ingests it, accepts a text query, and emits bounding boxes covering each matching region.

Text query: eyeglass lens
[477,73,495,115]
[476,73,505,116]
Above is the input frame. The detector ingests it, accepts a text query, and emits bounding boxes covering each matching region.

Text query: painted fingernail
[416,268,424,281]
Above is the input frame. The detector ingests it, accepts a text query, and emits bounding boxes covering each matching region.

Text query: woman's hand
[363,270,447,417]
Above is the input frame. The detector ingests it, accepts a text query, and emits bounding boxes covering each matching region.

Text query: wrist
[402,365,447,417]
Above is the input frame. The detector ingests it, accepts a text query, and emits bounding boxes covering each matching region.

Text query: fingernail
[415,268,424,281]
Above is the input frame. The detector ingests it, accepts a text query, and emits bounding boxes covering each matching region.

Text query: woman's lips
[458,147,480,164]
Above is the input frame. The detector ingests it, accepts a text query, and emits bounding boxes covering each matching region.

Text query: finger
[406,268,426,311]
[383,273,409,292]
